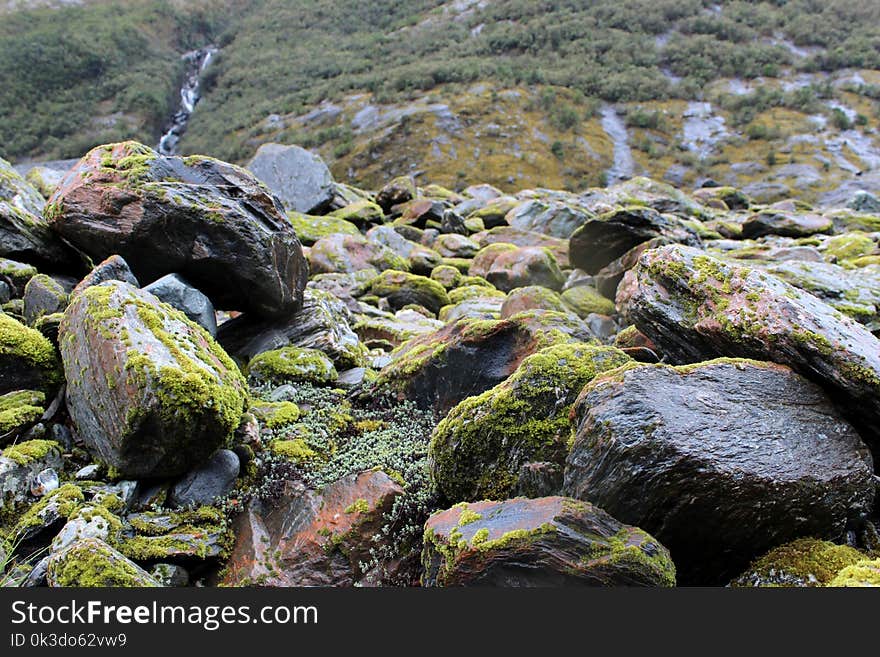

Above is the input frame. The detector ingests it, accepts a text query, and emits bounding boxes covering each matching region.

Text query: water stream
[600,105,634,184]
[157,45,218,156]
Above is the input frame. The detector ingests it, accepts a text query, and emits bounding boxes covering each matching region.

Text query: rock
[245,143,334,214]
[617,244,880,451]
[569,206,701,275]
[50,505,120,552]
[75,464,101,480]
[433,233,480,258]
[370,270,450,315]
[71,254,139,297]
[118,507,230,563]
[369,311,593,414]
[247,346,338,386]
[485,247,565,293]
[0,157,75,268]
[506,199,591,238]
[692,186,751,210]
[376,176,416,212]
[847,190,880,214]
[309,233,408,275]
[469,242,519,278]
[0,440,62,510]
[221,470,403,586]
[394,199,445,228]
[59,281,247,478]
[561,285,616,318]
[430,265,463,289]
[829,559,880,586]
[471,226,570,268]
[500,286,570,318]
[9,483,85,556]
[741,209,833,238]
[287,211,360,246]
[23,274,68,326]
[421,497,675,587]
[438,296,505,322]
[330,199,385,225]
[354,309,444,348]
[429,344,631,502]
[150,563,190,587]
[143,273,217,337]
[46,538,159,587]
[0,258,38,297]
[30,467,59,497]
[730,538,866,587]
[0,390,46,439]
[365,226,442,275]
[218,288,369,369]
[0,313,61,395]
[47,141,308,319]
[169,449,240,507]
[563,359,875,584]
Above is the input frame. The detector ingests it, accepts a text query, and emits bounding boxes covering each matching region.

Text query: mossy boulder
[617,244,880,453]
[0,312,61,394]
[429,343,632,502]
[251,400,301,429]
[46,141,308,319]
[1,439,62,511]
[287,211,360,246]
[561,285,616,318]
[823,231,876,264]
[741,209,833,239]
[365,225,442,275]
[353,309,444,348]
[468,242,519,278]
[0,157,75,268]
[247,346,337,386]
[375,176,417,212]
[23,274,68,326]
[0,390,46,436]
[330,198,385,225]
[421,497,675,587]
[472,225,570,268]
[0,258,39,296]
[47,538,159,587]
[563,358,875,584]
[500,286,569,319]
[370,270,450,315]
[118,507,231,563]
[308,232,409,275]
[730,538,866,587]
[828,559,880,587]
[429,265,463,289]
[448,284,505,304]
[59,281,248,478]
[484,246,565,292]
[506,199,591,238]
[433,233,480,259]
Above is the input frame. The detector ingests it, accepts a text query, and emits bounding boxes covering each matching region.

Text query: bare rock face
[616,244,880,451]
[245,142,334,214]
[563,359,875,584]
[59,280,247,478]
[421,497,676,587]
[46,141,308,319]
[220,470,403,586]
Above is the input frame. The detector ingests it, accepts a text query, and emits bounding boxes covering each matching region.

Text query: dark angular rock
[23,274,68,326]
[47,141,307,319]
[143,273,217,337]
[421,497,676,587]
[563,359,875,584]
[245,142,334,214]
[169,449,240,508]
[71,255,139,297]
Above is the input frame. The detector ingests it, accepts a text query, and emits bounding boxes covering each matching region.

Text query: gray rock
[564,359,875,584]
[30,468,59,497]
[246,143,334,214]
[169,449,240,508]
[71,255,139,297]
[0,443,63,512]
[150,563,189,587]
[22,556,49,587]
[143,273,217,336]
[847,190,880,214]
[51,506,115,552]
[23,274,68,326]
[74,464,102,480]
[507,199,592,239]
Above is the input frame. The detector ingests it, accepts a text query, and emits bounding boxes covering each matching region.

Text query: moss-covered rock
[309,232,409,275]
[118,507,231,563]
[429,264,463,289]
[370,269,450,315]
[59,280,248,478]
[500,285,569,319]
[251,400,302,428]
[561,285,616,317]
[421,497,675,587]
[730,538,866,587]
[828,558,880,587]
[247,346,337,386]
[0,390,46,435]
[287,211,360,246]
[330,198,385,225]
[47,538,160,587]
[447,284,504,304]
[429,343,632,501]
[23,274,68,327]
[468,242,519,278]
[0,312,61,394]
[0,258,38,297]
[823,231,875,264]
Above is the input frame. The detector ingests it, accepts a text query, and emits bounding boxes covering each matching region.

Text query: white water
[600,105,634,184]
[681,102,728,159]
[158,46,218,156]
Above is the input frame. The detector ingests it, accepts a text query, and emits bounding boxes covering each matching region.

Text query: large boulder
[0,157,75,268]
[569,206,700,275]
[421,497,675,587]
[308,233,408,275]
[563,359,875,584]
[484,246,565,293]
[506,199,591,238]
[245,143,334,214]
[429,344,631,502]
[730,538,866,588]
[617,245,880,450]
[47,538,159,587]
[369,312,594,415]
[59,281,248,478]
[220,470,403,586]
[46,141,308,319]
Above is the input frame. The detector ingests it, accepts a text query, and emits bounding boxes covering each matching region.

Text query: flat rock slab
[563,359,875,584]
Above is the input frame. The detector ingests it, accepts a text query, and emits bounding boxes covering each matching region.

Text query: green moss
[344,498,370,514]
[269,439,318,463]
[732,538,867,587]
[0,390,45,433]
[430,265,463,289]
[370,269,451,313]
[49,539,157,588]
[457,508,482,526]
[0,313,61,390]
[1,439,59,466]
[828,559,880,587]
[13,484,84,534]
[251,400,301,428]
[330,199,385,224]
[823,232,875,264]
[429,343,632,501]
[448,285,505,304]
[561,285,616,317]
[247,347,338,386]
[287,211,360,245]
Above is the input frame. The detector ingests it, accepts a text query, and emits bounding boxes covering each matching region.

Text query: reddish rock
[308,233,408,275]
[422,497,676,587]
[221,470,403,587]
[46,141,307,319]
[485,247,565,293]
[741,210,833,238]
[473,226,570,267]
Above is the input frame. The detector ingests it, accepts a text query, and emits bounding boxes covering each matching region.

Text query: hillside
[3,0,880,202]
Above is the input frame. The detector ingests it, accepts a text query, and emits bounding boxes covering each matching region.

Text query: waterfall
[157,45,218,156]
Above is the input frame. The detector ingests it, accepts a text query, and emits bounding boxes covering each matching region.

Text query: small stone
[30,467,59,497]
[169,449,240,508]
[143,273,217,337]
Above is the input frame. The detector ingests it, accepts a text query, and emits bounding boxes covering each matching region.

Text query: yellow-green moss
[0,313,61,390]
[247,346,338,385]
[1,439,59,466]
[828,559,880,587]
[0,390,45,433]
[49,538,158,587]
[251,400,301,429]
[731,538,866,587]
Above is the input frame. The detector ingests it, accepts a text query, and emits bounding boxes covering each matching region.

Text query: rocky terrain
[0,137,879,588]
